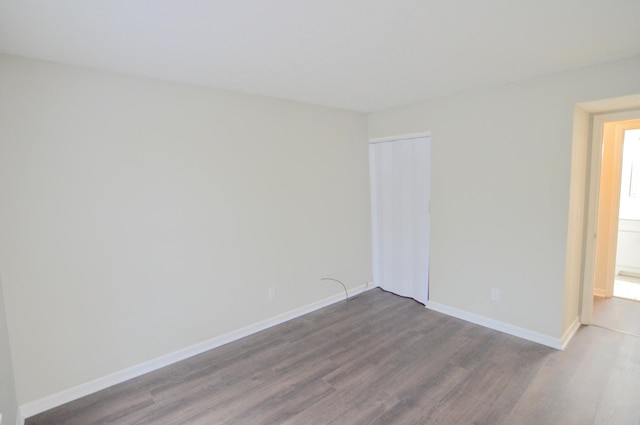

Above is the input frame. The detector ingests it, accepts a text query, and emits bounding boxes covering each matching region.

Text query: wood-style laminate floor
[593,295,640,336]
[27,289,640,425]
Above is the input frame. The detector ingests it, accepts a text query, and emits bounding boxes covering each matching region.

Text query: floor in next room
[593,294,640,337]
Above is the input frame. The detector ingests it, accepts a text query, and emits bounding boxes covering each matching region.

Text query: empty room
[1,1,640,424]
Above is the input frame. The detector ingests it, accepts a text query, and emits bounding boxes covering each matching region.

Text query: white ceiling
[1,1,640,112]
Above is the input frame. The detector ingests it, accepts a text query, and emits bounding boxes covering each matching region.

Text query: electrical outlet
[267,287,276,301]
[0,412,3,425]
[491,288,500,302]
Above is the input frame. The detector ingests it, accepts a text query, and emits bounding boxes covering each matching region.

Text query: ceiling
[1,1,640,112]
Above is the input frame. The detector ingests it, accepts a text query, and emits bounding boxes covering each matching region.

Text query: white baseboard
[18,283,372,423]
[425,301,564,350]
[618,269,640,278]
[561,316,581,350]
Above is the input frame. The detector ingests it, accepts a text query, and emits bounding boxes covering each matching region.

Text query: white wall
[0,279,18,425]
[0,55,372,405]
[368,55,640,340]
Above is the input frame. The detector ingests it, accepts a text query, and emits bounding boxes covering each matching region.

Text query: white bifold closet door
[369,136,431,305]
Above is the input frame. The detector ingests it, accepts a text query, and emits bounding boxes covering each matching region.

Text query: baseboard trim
[561,316,581,350]
[593,288,606,297]
[425,301,563,350]
[18,283,372,423]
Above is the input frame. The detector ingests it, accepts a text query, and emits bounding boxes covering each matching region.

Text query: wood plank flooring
[27,289,640,425]
[593,295,640,336]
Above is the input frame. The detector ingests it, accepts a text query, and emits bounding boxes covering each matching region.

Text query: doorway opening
[569,98,640,327]
[592,120,640,301]
[587,116,640,336]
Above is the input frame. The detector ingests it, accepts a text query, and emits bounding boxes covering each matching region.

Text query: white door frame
[369,132,432,145]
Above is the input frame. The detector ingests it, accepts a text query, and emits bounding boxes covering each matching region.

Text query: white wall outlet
[491,288,500,302]
[0,412,3,425]
[267,287,276,301]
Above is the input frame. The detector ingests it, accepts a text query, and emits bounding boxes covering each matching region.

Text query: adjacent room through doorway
[613,128,640,301]
[591,121,640,336]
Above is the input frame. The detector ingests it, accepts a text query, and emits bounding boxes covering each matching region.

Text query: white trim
[368,147,381,296]
[425,301,564,350]
[581,112,607,324]
[368,132,431,144]
[561,316,581,350]
[17,283,372,423]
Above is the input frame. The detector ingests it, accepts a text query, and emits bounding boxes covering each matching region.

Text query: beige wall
[368,55,640,339]
[0,55,372,405]
[0,279,18,425]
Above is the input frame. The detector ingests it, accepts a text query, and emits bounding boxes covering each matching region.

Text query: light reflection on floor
[614,274,640,301]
